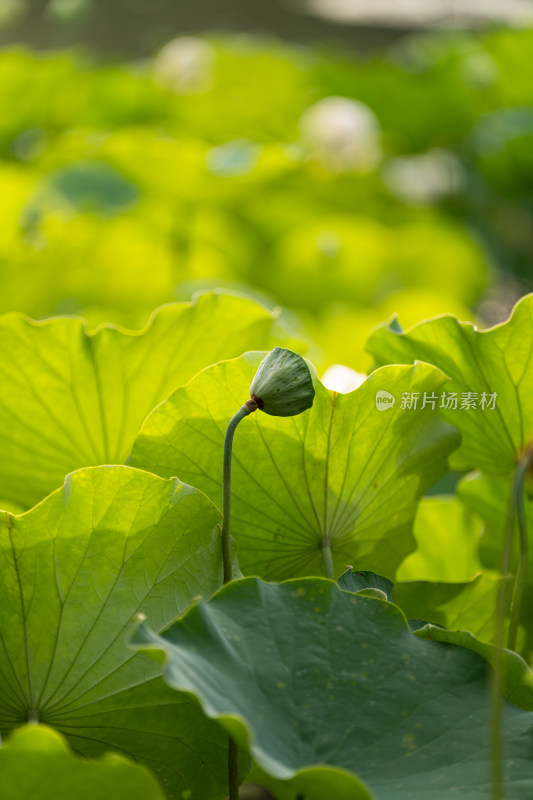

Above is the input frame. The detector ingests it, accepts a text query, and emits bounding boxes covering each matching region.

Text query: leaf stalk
[222,401,256,584]
[222,399,257,800]
[320,536,335,580]
[491,443,533,800]
[507,447,533,651]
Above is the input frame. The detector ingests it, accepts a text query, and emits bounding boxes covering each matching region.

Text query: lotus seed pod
[249,348,315,417]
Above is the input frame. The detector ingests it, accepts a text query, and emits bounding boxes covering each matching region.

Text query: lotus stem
[222,400,257,800]
[491,444,532,800]
[227,737,240,800]
[320,536,335,580]
[507,448,533,651]
[221,349,314,800]
[222,401,257,584]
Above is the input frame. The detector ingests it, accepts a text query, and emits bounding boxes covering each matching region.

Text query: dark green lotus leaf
[0,465,239,800]
[338,568,394,599]
[22,161,140,235]
[413,624,533,711]
[249,347,315,417]
[0,725,164,800]
[0,292,294,509]
[129,353,459,580]
[366,293,533,475]
[131,577,533,800]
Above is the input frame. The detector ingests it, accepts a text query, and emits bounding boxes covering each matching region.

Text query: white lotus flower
[153,37,215,94]
[383,149,464,205]
[321,364,367,393]
[299,96,381,173]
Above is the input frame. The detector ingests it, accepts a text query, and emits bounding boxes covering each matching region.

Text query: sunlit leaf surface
[367,294,533,474]
[0,465,234,800]
[0,725,164,800]
[0,292,289,509]
[130,353,459,580]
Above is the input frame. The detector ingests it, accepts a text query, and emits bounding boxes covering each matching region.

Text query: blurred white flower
[383,149,464,205]
[299,96,381,173]
[0,0,27,28]
[321,364,367,393]
[153,37,215,94]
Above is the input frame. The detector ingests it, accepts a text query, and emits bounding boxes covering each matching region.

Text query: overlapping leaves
[0,465,235,800]
[130,353,459,580]
[394,496,508,645]
[0,725,164,800]
[367,293,533,474]
[0,291,293,509]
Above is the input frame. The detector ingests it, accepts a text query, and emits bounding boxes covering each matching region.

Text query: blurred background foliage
[0,1,532,370]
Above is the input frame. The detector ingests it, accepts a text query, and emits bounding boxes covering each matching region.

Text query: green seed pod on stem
[221,347,314,800]
[249,347,315,417]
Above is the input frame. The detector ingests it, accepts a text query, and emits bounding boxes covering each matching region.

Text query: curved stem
[507,450,533,651]
[222,400,257,800]
[491,481,515,800]
[491,446,532,800]
[222,403,255,584]
[227,737,240,800]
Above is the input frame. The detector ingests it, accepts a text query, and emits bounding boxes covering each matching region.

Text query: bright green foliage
[131,577,533,800]
[0,292,293,509]
[367,293,533,474]
[0,725,164,800]
[0,466,236,800]
[459,472,533,658]
[397,495,483,582]
[130,353,459,580]
[3,29,533,367]
[0,27,533,800]
[0,35,496,365]
[394,573,509,642]
[459,471,533,573]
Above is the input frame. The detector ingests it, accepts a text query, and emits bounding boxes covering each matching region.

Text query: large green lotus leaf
[366,293,533,474]
[0,725,164,800]
[131,577,533,800]
[338,567,533,708]
[397,495,483,582]
[129,354,459,580]
[0,465,236,800]
[413,625,533,711]
[0,291,291,509]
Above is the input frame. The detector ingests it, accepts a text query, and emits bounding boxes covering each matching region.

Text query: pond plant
[0,291,533,800]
